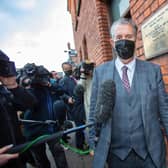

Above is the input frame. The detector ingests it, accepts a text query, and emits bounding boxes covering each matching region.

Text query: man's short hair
[110,18,137,39]
[61,62,72,68]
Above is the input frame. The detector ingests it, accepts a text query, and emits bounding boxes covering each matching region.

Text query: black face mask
[64,70,72,76]
[115,40,135,59]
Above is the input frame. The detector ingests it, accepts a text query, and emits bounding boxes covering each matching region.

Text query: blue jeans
[108,150,157,168]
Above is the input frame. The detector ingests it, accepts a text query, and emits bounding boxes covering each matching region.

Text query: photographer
[77,60,95,121]
[0,50,37,168]
[59,62,77,121]
[71,60,94,149]
[23,65,68,168]
[50,70,62,84]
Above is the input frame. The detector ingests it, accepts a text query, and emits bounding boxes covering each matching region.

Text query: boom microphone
[95,79,116,123]
[7,80,115,154]
[7,122,94,154]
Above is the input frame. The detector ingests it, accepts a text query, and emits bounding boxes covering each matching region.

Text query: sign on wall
[141,3,168,59]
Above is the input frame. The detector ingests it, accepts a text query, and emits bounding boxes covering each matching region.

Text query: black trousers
[31,139,68,168]
[75,121,85,150]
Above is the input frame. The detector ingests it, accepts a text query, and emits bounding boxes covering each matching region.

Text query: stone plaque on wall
[141,4,168,59]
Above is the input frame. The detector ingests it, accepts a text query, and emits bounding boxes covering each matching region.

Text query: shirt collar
[115,57,136,72]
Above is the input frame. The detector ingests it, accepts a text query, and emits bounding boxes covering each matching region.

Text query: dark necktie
[122,66,130,92]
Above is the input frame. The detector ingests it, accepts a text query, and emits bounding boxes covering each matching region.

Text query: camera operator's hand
[68,97,74,104]
[0,76,18,89]
[0,145,19,166]
[89,150,94,156]
[44,81,51,87]
[80,67,85,74]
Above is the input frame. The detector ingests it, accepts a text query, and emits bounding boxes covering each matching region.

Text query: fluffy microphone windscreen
[95,79,116,123]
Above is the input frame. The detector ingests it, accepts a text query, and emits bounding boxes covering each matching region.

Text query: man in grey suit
[88,18,168,168]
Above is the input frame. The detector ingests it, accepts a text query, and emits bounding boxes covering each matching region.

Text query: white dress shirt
[115,57,136,87]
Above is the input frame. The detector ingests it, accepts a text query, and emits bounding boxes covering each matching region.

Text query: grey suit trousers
[108,150,157,168]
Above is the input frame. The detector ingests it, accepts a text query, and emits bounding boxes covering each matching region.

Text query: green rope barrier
[20,134,50,154]
[60,139,91,155]
[19,135,91,156]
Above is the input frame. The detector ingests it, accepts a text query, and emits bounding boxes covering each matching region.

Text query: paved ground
[26,130,168,168]
[65,150,93,168]
[27,132,93,168]
[64,132,93,168]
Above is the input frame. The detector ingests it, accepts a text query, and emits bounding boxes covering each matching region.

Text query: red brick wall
[68,0,168,92]
[130,0,168,92]
[71,0,112,65]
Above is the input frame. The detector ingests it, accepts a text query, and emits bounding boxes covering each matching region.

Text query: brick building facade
[67,0,168,92]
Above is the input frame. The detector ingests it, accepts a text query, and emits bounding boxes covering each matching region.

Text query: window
[83,36,88,60]
[110,0,130,21]
[75,19,78,31]
[76,0,81,16]
[74,0,81,31]
[79,47,82,61]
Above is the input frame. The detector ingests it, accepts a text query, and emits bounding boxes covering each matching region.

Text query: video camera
[17,63,51,87]
[73,61,95,80]
[81,61,94,75]
[31,65,50,86]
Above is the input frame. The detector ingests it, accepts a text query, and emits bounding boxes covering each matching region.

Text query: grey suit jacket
[88,59,168,168]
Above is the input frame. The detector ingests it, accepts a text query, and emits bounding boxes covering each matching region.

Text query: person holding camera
[71,60,94,150]
[23,65,68,168]
[0,50,37,168]
[59,62,77,121]
[78,60,94,121]
[50,70,62,84]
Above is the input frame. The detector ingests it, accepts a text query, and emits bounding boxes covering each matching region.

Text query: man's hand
[89,150,94,156]
[0,76,18,89]
[0,145,19,166]
[68,97,74,104]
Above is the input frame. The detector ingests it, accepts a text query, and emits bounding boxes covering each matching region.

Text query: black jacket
[0,85,37,168]
[23,84,66,138]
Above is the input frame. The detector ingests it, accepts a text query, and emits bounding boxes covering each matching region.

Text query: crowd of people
[0,17,168,168]
[0,49,94,168]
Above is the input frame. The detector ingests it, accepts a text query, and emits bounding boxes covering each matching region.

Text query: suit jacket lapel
[136,59,148,126]
[105,60,115,81]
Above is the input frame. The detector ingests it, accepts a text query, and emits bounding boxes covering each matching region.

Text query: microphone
[7,122,94,154]
[95,79,116,123]
[6,80,115,154]
[73,84,84,98]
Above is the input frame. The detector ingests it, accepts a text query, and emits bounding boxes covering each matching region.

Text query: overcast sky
[0,0,74,71]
